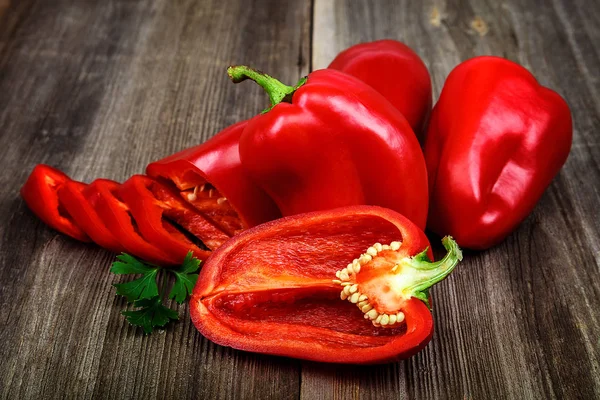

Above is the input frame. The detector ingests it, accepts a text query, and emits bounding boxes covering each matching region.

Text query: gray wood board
[314,1,599,399]
[0,0,598,399]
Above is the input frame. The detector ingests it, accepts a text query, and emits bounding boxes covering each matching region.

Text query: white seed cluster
[333,241,405,327]
[186,184,227,204]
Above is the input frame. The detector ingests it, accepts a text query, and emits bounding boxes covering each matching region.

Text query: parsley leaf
[110,254,159,302]
[111,252,202,334]
[122,296,179,334]
[169,251,201,304]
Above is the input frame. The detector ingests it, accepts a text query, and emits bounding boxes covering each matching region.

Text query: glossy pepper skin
[229,66,429,229]
[329,40,432,141]
[191,206,461,364]
[424,56,573,249]
[146,121,280,235]
[20,165,90,242]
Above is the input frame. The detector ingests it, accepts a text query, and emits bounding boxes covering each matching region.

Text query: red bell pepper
[191,206,461,364]
[328,40,432,142]
[146,121,280,235]
[424,56,573,249]
[86,178,179,265]
[228,66,429,229]
[20,164,90,242]
[58,180,126,254]
[118,175,230,261]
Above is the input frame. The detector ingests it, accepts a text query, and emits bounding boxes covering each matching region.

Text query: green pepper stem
[399,236,462,307]
[227,65,307,111]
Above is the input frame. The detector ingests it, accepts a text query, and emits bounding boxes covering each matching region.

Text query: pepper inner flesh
[181,183,243,236]
[199,213,408,348]
[206,286,408,347]
[159,172,243,236]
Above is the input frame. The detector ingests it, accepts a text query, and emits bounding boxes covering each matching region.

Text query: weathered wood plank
[311,0,600,399]
[0,0,310,398]
[1,0,599,398]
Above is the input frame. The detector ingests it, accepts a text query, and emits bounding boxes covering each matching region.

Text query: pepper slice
[57,180,126,254]
[146,121,281,235]
[86,178,179,266]
[118,175,230,261]
[20,164,90,242]
[191,206,461,364]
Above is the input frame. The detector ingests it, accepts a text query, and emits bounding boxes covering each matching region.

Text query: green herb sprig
[110,252,201,334]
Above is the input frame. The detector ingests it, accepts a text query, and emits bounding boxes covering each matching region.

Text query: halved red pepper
[191,206,461,364]
[328,40,432,141]
[229,66,429,229]
[424,56,573,249]
[85,178,179,265]
[57,180,126,254]
[146,121,281,235]
[20,164,90,242]
[118,175,230,261]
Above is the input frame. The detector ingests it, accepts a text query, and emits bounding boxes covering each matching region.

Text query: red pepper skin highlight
[424,56,573,249]
[146,121,281,233]
[191,206,457,364]
[328,40,432,141]
[20,165,90,242]
[232,67,428,229]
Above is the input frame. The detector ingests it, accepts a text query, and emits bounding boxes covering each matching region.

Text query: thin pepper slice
[191,206,461,364]
[328,40,432,141]
[20,164,90,242]
[86,178,179,266]
[118,175,230,261]
[58,180,126,254]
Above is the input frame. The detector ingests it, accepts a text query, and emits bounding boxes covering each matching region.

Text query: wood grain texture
[0,0,598,399]
[313,0,600,399]
[0,0,309,398]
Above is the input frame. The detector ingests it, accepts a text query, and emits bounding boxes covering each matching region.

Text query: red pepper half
[118,175,230,261]
[229,66,428,229]
[191,206,461,364]
[424,56,573,249]
[86,178,179,265]
[146,121,281,235]
[329,40,432,142]
[20,164,90,242]
[58,180,126,254]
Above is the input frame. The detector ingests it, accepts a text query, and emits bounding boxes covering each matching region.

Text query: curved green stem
[227,65,307,112]
[396,236,463,308]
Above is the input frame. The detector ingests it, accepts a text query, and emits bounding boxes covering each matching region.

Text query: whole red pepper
[229,66,429,229]
[328,40,432,141]
[191,206,461,364]
[424,56,573,249]
[146,121,280,235]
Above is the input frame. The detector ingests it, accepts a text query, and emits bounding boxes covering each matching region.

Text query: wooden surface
[0,0,598,398]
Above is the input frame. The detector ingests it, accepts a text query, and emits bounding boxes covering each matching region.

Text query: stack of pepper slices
[21,40,572,364]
